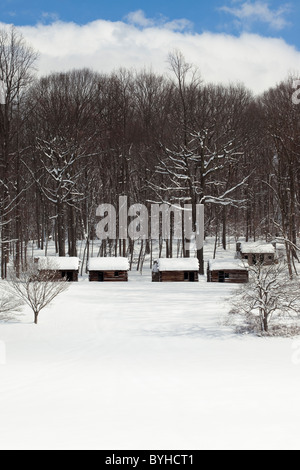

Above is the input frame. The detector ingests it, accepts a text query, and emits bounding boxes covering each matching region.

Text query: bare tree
[0,26,38,278]
[168,50,201,147]
[0,289,23,321]
[150,80,251,272]
[24,69,101,257]
[8,261,69,324]
[260,79,300,273]
[230,262,300,335]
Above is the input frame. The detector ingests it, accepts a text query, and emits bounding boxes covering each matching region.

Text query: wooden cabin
[37,257,80,282]
[237,242,276,266]
[207,259,249,284]
[88,257,129,282]
[152,258,199,282]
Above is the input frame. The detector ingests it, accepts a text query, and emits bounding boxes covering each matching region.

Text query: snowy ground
[1,243,300,450]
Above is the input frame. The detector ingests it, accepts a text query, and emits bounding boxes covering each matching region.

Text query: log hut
[236,242,276,266]
[207,259,249,284]
[37,257,80,282]
[152,258,199,282]
[88,257,129,282]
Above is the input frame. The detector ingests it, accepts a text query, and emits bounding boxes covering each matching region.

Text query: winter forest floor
[0,240,300,450]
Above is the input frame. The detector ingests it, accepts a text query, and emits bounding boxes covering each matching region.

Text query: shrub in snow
[7,261,69,325]
[230,262,300,336]
[0,290,23,322]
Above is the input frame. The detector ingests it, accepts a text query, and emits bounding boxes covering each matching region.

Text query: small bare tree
[8,261,69,324]
[0,290,23,321]
[230,262,300,335]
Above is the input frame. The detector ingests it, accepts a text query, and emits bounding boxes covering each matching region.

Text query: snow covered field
[1,266,300,451]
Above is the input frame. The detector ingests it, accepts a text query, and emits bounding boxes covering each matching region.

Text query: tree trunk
[197,248,204,275]
[222,207,227,251]
[68,204,77,257]
[57,201,66,257]
[263,314,268,333]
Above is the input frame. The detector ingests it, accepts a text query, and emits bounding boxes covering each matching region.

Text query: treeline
[0,27,299,277]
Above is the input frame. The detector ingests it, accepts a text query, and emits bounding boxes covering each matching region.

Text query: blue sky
[1,0,299,47]
[1,1,300,93]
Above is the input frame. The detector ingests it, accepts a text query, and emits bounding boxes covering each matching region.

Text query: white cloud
[41,12,60,23]
[220,1,291,30]
[5,11,300,94]
[125,10,155,28]
[125,10,193,31]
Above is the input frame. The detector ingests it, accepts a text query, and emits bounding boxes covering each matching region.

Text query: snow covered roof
[240,243,275,254]
[38,257,80,271]
[88,257,129,271]
[157,258,199,272]
[208,259,248,271]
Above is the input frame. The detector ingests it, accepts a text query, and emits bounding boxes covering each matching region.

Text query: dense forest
[0,26,299,277]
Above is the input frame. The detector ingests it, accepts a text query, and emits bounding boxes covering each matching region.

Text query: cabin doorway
[184,272,195,282]
[62,271,74,282]
[218,271,225,283]
[98,272,104,282]
[252,255,265,265]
